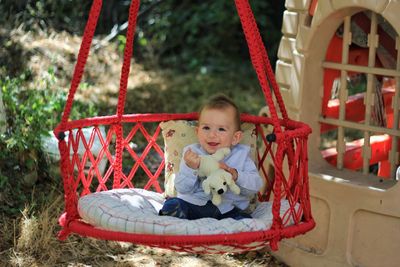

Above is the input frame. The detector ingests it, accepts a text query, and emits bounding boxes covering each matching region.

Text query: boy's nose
[209,130,217,138]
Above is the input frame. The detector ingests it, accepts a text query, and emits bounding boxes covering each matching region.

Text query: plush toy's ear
[224,172,233,184]
[229,183,241,195]
[221,171,233,187]
[202,179,211,195]
[224,173,240,195]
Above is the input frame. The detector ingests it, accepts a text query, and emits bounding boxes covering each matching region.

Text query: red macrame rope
[270,142,285,250]
[57,0,102,133]
[117,0,140,118]
[114,0,140,188]
[302,136,313,221]
[114,124,123,187]
[235,0,284,133]
[249,8,289,122]
[239,0,288,122]
[58,137,79,236]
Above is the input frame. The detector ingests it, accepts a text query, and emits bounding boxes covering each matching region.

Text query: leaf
[5,138,17,149]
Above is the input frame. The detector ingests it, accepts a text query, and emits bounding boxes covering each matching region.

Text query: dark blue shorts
[159,197,252,220]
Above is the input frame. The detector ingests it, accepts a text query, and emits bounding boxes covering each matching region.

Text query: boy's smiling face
[196,107,242,154]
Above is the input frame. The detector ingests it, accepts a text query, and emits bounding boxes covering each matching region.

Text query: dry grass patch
[3,194,62,266]
[1,191,285,266]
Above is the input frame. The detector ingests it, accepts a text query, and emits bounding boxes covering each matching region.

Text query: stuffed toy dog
[199,148,240,205]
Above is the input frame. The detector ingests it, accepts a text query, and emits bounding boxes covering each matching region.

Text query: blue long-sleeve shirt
[174,143,263,214]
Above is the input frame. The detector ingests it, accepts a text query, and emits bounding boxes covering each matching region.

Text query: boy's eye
[218,128,226,132]
[202,126,210,130]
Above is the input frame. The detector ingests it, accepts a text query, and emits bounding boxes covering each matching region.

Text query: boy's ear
[195,126,199,135]
[231,130,243,146]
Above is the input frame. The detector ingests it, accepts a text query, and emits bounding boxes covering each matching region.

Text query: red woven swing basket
[54,0,315,254]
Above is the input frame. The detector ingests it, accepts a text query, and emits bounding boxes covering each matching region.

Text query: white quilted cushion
[78,188,294,235]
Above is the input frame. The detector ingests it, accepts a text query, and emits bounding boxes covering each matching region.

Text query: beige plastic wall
[269,0,400,266]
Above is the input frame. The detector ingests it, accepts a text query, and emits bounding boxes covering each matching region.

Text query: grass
[2,192,137,266]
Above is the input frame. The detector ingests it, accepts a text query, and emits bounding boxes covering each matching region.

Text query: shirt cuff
[236,170,245,185]
[180,162,199,177]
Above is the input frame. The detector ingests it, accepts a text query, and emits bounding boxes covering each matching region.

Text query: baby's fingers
[186,149,198,158]
[219,162,229,170]
[185,148,193,156]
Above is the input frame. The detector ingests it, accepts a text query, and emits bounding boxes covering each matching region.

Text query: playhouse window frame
[319,11,400,180]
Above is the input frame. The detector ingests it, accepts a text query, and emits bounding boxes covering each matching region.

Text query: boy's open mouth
[207,142,219,147]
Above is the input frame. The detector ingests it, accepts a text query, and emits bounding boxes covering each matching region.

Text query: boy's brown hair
[199,94,241,131]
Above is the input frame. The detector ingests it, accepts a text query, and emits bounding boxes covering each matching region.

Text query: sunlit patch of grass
[1,191,151,266]
[8,196,63,266]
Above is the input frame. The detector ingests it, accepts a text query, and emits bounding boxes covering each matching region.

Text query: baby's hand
[219,162,238,182]
[184,148,200,169]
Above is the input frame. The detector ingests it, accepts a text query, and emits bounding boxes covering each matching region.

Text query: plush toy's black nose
[217,189,224,195]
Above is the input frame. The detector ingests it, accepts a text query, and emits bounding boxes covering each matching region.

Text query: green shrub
[0,69,97,216]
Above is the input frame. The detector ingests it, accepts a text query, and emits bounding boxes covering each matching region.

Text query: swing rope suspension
[54,0,315,253]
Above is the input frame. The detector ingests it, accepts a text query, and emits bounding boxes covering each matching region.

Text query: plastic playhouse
[271,0,400,266]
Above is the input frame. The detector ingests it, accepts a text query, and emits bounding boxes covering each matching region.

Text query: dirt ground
[0,28,288,267]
